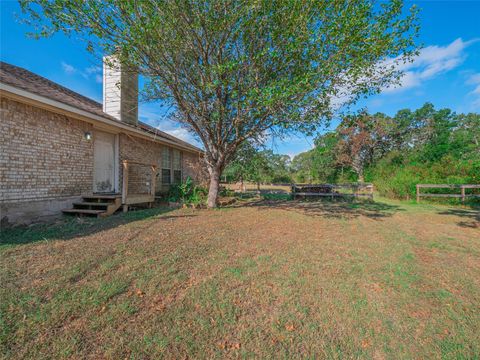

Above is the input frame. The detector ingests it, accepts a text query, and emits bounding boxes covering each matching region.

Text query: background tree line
[225,103,480,199]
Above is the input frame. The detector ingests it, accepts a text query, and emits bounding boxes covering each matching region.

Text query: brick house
[0,59,204,224]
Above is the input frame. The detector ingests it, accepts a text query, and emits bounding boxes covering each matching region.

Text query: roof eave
[0,82,203,154]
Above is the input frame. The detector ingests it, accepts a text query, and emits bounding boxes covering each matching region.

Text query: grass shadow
[247,197,404,220]
[0,206,194,248]
[437,208,480,229]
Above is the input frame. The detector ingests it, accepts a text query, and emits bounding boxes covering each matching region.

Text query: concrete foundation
[0,196,82,226]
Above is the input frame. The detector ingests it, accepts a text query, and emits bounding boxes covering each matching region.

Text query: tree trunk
[352,155,364,183]
[239,177,245,193]
[207,166,221,208]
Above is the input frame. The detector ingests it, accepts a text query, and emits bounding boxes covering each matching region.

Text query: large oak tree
[20,0,419,207]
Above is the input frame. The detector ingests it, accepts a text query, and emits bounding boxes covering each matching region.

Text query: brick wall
[127,163,152,195]
[119,134,163,194]
[183,151,208,186]
[0,96,203,223]
[0,97,94,204]
[119,134,204,194]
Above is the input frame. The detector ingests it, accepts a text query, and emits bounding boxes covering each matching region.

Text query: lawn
[1,198,479,359]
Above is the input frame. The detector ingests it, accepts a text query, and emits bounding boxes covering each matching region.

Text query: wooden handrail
[416,184,480,203]
[416,184,480,189]
[122,161,129,205]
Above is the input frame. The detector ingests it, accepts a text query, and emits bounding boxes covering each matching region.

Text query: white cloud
[61,62,103,84]
[328,38,475,110]
[368,98,384,109]
[383,38,476,94]
[61,61,76,75]
[83,65,103,83]
[164,127,195,143]
[139,108,200,146]
[467,73,480,93]
[391,71,420,91]
[466,73,480,107]
[85,65,101,75]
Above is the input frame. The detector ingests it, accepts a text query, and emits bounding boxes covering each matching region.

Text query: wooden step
[62,209,105,217]
[73,202,111,208]
[82,195,121,200]
[63,195,122,218]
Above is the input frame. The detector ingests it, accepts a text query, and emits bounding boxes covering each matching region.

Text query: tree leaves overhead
[20,0,418,152]
[19,0,419,206]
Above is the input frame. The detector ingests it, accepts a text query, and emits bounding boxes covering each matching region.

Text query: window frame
[172,149,182,184]
[161,147,172,185]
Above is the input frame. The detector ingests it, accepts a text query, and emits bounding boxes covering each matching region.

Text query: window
[162,169,171,184]
[161,148,171,185]
[173,170,182,184]
[173,150,182,184]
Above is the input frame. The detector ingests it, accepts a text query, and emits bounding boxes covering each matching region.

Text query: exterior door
[93,131,116,193]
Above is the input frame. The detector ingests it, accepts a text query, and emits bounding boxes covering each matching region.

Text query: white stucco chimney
[103,55,138,125]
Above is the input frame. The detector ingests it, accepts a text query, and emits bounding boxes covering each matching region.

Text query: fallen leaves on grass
[2,201,479,359]
[361,338,371,349]
[217,341,241,351]
[410,309,431,319]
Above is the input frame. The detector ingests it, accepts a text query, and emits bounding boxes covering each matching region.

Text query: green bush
[168,177,208,205]
[219,187,235,197]
[367,155,480,202]
[270,175,294,184]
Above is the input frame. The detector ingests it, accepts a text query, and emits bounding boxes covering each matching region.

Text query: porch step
[82,195,121,200]
[62,209,106,216]
[63,194,122,218]
[72,202,111,208]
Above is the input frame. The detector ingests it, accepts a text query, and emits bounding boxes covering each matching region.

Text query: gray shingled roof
[0,61,201,153]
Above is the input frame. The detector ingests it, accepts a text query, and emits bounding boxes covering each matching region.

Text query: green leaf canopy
[19,0,419,206]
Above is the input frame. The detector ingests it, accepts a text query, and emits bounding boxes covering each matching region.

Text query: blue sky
[1,0,479,158]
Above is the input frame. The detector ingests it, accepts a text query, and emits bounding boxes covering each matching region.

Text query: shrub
[168,177,208,205]
[367,155,480,202]
[270,175,294,184]
[219,187,235,197]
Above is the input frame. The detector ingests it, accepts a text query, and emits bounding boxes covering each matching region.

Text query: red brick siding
[127,163,152,194]
[0,96,203,223]
[182,151,208,186]
[118,134,202,194]
[119,134,162,194]
[0,97,94,203]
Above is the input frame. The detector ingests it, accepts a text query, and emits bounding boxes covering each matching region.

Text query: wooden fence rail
[292,183,374,199]
[416,184,480,203]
